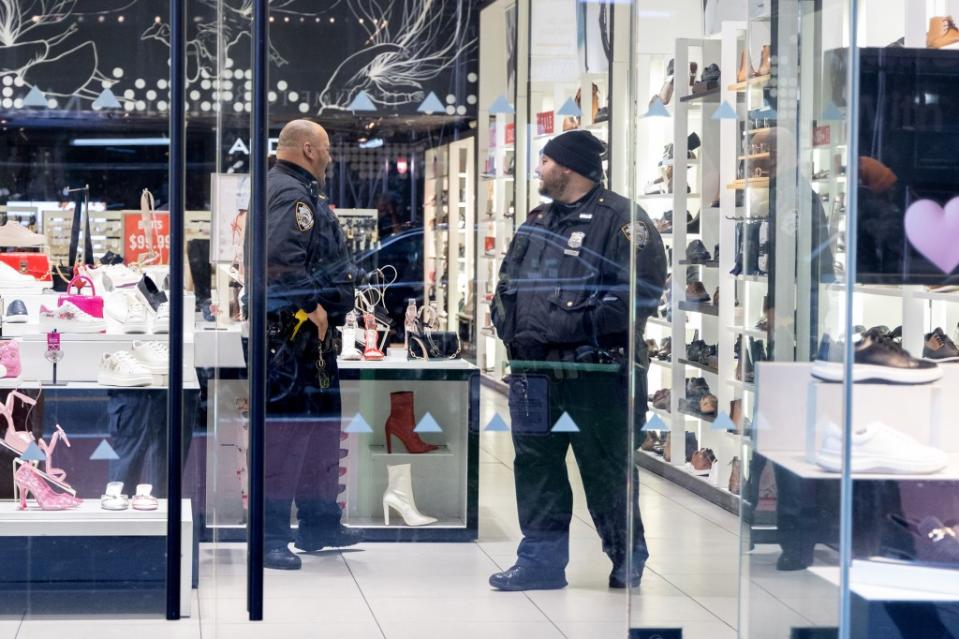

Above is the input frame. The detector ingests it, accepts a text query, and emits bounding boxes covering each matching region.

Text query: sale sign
[124,211,171,264]
[505,123,515,145]
[536,111,555,136]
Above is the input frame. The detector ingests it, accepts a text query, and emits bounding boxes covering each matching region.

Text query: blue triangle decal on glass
[754,105,778,121]
[348,91,376,112]
[712,411,736,431]
[484,413,510,432]
[344,414,373,433]
[642,96,670,118]
[23,86,48,108]
[822,101,844,121]
[551,412,579,433]
[90,439,120,460]
[712,101,737,120]
[556,97,581,118]
[414,412,443,433]
[92,87,122,110]
[19,441,45,462]
[489,95,514,115]
[417,91,445,115]
[643,413,668,432]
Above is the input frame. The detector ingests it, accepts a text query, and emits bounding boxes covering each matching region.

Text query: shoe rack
[423,139,476,336]
[637,24,760,513]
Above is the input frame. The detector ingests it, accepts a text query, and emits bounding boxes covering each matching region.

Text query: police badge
[568,231,585,249]
[294,201,314,232]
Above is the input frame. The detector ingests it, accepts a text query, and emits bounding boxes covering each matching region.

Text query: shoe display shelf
[0,498,194,615]
[637,26,758,515]
[339,350,479,541]
[422,139,476,336]
[754,362,959,597]
[475,0,526,390]
[42,209,124,266]
[809,561,959,636]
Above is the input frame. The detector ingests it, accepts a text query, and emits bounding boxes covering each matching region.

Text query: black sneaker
[812,332,942,384]
[686,339,707,362]
[685,239,712,263]
[136,274,168,313]
[489,565,567,591]
[923,328,959,362]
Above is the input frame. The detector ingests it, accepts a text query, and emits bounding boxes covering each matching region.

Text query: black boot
[489,565,567,591]
[264,546,302,570]
[294,524,364,552]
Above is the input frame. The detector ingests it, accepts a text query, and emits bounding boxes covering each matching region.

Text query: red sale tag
[505,123,515,145]
[46,331,61,351]
[536,111,555,136]
[813,125,831,147]
[124,212,171,264]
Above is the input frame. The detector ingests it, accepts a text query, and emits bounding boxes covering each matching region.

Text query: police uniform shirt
[263,160,355,322]
[493,185,667,350]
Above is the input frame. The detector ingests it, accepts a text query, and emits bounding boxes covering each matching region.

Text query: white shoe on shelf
[131,340,168,375]
[815,421,949,475]
[39,301,106,334]
[339,311,361,361]
[101,264,141,291]
[0,260,47,290]
[97,351,153,387]
[104,291,148,334]
[151,302,170,334]
[382,463,438,527]
[0,222,45,248]
[100,482,129,511]
[132,484,159,511]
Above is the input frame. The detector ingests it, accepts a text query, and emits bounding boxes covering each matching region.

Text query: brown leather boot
[928,16,959,49]
[728,457,742,495]
[384,391,438,454]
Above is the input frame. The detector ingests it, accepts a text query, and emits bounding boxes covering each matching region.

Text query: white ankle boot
[382,463,437,526]
[339,311,361,360]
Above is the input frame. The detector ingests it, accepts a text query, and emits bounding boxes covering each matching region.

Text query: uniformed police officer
[489,130,667,590]
[260,119,359,570]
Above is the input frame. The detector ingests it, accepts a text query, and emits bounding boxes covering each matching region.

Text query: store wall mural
[0,0,478,119]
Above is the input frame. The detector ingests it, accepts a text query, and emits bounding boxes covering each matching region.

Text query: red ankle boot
[384,391,438,454]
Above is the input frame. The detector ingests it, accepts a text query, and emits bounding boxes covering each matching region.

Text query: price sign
[505,123,515,145]
[536,111,555,136]
[124,212,171,264]
[46,331,61,352]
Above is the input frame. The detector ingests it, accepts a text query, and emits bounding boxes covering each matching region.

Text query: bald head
[276,119,332,184]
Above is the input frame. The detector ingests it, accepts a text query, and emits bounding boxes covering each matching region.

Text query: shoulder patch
[294,201,314,232]
[621,221,649,249]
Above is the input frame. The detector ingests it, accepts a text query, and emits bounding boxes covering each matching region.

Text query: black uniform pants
[248,329,344,550]
[508,357,649,575]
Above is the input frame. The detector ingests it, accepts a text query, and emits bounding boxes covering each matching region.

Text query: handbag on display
[407,303,461,360]
[57,275,104,318]
[0,252,52,283]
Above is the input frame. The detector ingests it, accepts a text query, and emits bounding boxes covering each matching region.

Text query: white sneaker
[151,302,170,334]
[0,222,45,248]
[97,351,153,387]
[39,301,106,334]
[131,340,168,375]
[815,421,949,475]
[101,264,141,291]
[0,260,46,290]
[104,292,148,334]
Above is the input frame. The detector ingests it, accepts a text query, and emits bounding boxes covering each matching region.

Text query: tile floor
[4,392,840,639]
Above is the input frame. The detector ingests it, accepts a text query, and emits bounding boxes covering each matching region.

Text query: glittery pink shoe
[0,340,21,378]
[15,464,82,510]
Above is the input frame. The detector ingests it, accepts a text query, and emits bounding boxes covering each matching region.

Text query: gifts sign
[124,212,170,265]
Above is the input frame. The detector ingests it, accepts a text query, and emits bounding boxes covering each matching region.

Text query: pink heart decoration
[904,198,959,274]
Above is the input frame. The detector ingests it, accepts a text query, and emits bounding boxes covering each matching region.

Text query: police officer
[489,130,667,590]
[259,119,359,570]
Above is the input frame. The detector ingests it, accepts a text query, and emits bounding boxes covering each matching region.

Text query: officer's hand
[307,304,329,339]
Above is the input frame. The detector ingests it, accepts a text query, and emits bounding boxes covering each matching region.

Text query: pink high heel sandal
[39,424,72,486]
[14,463,82,511]
[0,390,38,454]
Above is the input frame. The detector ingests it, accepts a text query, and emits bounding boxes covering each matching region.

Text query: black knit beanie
[542,130,606,181]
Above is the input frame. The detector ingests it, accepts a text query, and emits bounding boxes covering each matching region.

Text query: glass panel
[0,2,177,622]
